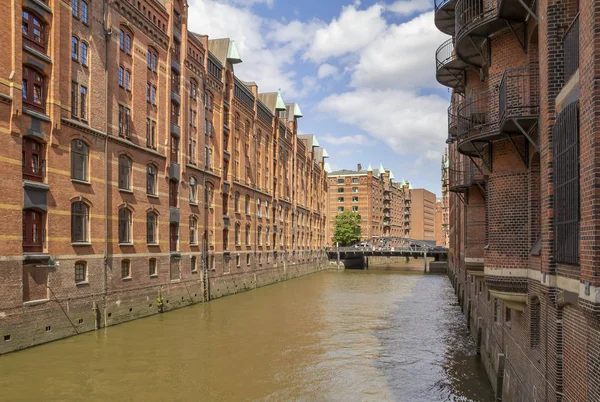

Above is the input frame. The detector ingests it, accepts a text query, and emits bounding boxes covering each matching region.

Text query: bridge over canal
[326,237,449,272]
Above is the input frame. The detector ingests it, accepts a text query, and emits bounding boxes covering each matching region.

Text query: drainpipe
[102,0,111,328]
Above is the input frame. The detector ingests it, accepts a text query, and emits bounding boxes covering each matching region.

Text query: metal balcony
[455,0,537,68]
[499,65,539,143]
[436,38,467,93]
[456,87,499,156]
[448,158,485,192]
[434,0,458,35]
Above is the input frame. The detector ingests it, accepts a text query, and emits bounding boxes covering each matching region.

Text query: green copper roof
[322,148,329,158]
[324,162,332,173]
[276,90,286,111]
[227,40,242,64]
[292,103,303,118]
[408,182,413,190]
[379,163,385,173]
[400,178,406,186]
[389,171,395,180]
[367,163,372,172]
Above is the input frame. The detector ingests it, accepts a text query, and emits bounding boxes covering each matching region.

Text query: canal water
[0,269,494,402]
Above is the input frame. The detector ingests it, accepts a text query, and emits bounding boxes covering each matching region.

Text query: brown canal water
[0,270,494,402]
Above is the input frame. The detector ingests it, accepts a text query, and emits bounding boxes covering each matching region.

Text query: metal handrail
[457,87,498,143]
[455,0,499,40]
[499,65,539,123]
[436,38,456,71]
[434,0,454,11]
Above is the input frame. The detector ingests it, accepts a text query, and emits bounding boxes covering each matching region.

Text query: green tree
[332,211,361,246]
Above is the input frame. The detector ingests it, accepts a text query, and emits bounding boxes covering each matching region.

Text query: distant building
[326,164,411,242]
[409,189,436,241]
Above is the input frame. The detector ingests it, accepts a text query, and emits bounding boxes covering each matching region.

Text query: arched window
[245,224,250,245]
[223,228,229,250]
[71,201,89,243]
[234,192,240,212]
[190,79,198,99]
[205,183,213,205]
[530,297,541,348]
[71,36,79,60]
[149,258,157,276]
[245,195,250,215]
[80,41,88,66]
[146,211,158,244]
[258,225,262,246]
[147,47,158,72]
[235,222,240,245]
[265,201,269,219]
[257,198,261,217]
[75,261,87,283]
[146,164,157,195]
[118,207,132,243]
[189,176,197,203]
[118,155,132,190]
[265,227,270,245]
[189,216,198,244]
[22,66,45,111]
[22,10,46,52]
[22,137,44,182]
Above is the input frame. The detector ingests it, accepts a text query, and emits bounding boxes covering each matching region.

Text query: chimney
[357,163,362,172]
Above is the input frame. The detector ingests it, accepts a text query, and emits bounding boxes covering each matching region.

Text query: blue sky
[187,0,451,196]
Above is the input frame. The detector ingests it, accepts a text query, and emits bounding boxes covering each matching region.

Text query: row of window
[72,0,89,24]
[74,257,197,285]
[71,83,88,120]
[338,187,359,193]
[337,178,360,184]
[338,197,359,202]
[337,206,359,212]
[71,37,88,65]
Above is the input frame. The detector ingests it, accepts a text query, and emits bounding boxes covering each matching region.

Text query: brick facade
[326,165,411,243]
[0,0,329,354]
[436,0,600,398]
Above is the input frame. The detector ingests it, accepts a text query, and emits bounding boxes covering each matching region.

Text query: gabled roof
[285,103,303,118]
[258,90,286,113]
[208,38,242,65]
[298,134,319,148]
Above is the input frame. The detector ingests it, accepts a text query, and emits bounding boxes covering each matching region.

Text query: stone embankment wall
[0,256,329,355]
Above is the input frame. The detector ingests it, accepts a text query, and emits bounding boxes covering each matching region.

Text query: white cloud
[229,0,274,6]
[320,134,370,146]
[186,0,319,98]
[318,89,448,157]
[387,0,431,16]
[304,4,387,62]
[351,12,448,90]
[317,64,339,79]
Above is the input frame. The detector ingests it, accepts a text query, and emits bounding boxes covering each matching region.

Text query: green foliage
[332,211,361,246]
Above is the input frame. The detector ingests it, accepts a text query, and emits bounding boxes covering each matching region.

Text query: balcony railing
[499,65,539,124]
[564,14,579,84]
[457,87,499,143]
[449,158,484,191]
[455,0,498,40]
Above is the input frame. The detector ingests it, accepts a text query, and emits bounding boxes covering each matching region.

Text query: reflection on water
[0,270,493,402]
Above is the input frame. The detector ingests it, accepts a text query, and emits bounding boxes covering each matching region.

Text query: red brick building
[436,0,600,398]
[0,0,328,354]
[326,164,411,243]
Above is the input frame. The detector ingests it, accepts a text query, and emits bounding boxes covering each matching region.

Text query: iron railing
[499,65,540,123]
[455,0,498,40]
[457,87,499,143]
[449,158,484,190]
[563,14,579,84]
[436,38,456,71]
[553,100,579,265]
[434,0,454,11]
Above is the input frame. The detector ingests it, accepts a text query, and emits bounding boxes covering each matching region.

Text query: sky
[187,0,451,196]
